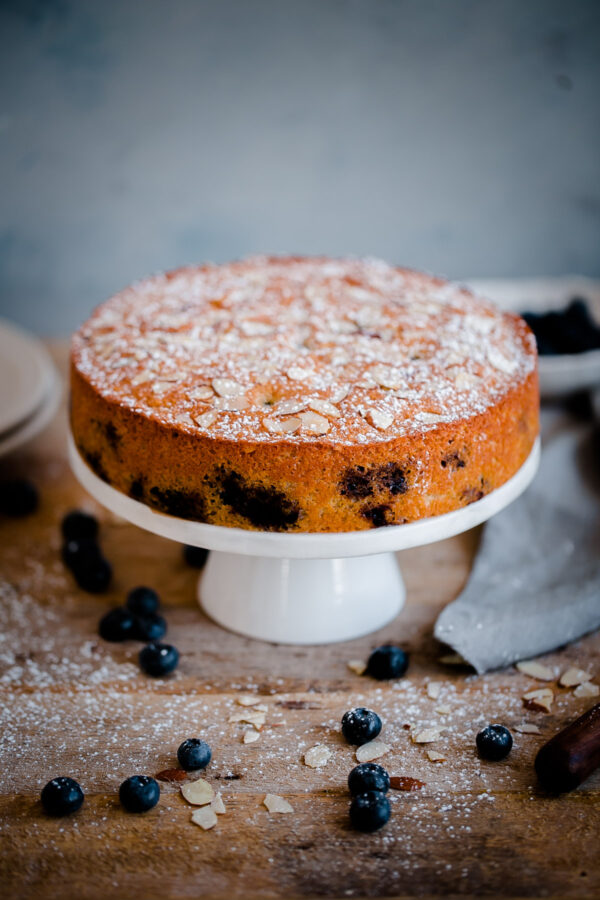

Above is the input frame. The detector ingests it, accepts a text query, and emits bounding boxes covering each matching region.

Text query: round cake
[70,256,539,532]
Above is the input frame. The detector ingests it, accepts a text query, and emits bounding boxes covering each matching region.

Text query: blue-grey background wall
[1,0,599,335]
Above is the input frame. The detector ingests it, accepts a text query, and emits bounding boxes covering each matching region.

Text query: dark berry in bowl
[349,790,391,832]
[476,724,513,761]
[132,613,167,642]
[74,556,112,593]
[61,510,99,542]
[341,708,382,745]
[119,775,160,813]
[99,607,135,642]
[0,479,39,517]
[139,642,179,677]
[177,738,212,771]
[348,762,390,796]
[126,586,160,616]
[41,776,84,816]
[183,545,209,568]
[366,644,409,680]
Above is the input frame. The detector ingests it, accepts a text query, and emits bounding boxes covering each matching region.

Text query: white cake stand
[68,433,540,645]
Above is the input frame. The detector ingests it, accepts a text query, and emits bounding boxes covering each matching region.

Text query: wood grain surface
[0,343,598,900]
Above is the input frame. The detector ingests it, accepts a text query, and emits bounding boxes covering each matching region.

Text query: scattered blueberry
[41,776,84,816]
[476,724,513,761]
[0,479,39,517]
[119,775,160,813]
[132,613,167,642]
[62,537,102,572]
[366,644,409,680]
[348,763,390,796]
[177,738,212,771]
[341,708,382,746]
[139,642,179,677]
[183,545,209,568]
[126,586,160,616]
[349,790,391,832]
[74,556,112,593]
[99,607,135,642]
[61,510,99,541]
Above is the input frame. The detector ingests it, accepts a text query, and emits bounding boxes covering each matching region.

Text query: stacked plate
[0,318,61,458]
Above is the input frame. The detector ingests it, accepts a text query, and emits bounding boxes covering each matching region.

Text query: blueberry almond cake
[70,256,539,532]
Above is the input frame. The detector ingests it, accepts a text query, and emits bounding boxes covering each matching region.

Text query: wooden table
[1,344,598,899]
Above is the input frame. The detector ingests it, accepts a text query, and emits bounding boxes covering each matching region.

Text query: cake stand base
[200,551,404,644]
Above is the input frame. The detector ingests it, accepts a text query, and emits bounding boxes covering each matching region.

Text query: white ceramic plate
[0,366,62,459]
[467,277,600,397]
[0,319,56,435]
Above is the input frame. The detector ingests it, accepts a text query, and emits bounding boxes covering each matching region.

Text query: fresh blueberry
[119,775,160,813]
[177,738,212,771]
[99,607,135,642]
[41,776,84,816]
[61,510,99,542]
[348,763,390,796]
[74,556,112,593]
[183,545,209,568]
[366,644,409,680]
[62,538,102,572]
[476,724,513,761]
[349,790,391,832]
[0,479,39,517]
[139,642,179,677]
[341,708,382,746]
[132,613,167,642]
[126,586,160,616]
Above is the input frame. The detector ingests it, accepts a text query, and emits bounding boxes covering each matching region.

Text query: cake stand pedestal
[68,434,540,645]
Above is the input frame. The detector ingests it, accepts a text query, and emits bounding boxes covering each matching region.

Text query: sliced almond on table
[211,792,226,815]
[263,793,294,813]
[574,682,599,698]
[426,750,446,763]
[426,682,442,700]
[243,729,260,744]
[559,667,593,688]
[181,778,215,806]
[228,710,266,729]
[523,688,554,713]
[347,659,367,676]
[412,728,443,744]
[435,705,451,715]
[516,660,555,681]
[356,740,390,763]
[514,723,541,734]
[191,807,218,830]
[236,694,263,707]
[304,744,332,768]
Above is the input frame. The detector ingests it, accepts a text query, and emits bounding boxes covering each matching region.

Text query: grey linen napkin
[434,416,600,673]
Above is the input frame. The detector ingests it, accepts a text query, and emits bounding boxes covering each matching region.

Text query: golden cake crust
[70,257,539,532]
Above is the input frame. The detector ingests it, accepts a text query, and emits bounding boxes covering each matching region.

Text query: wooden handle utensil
[535,702,600,792]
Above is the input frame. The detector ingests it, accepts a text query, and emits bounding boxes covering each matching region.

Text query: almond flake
[347,659,367,676]
[516,660,555,681]
[263,415,301,434]
[189,385,214,401]
[308,398,341,419]
[522,688,553,713]
[299,411,330,434]
[263,793,294,813]
[131,372,153,386]
[304,744,332,768]
[559,667,592,688]
[574,681,599,698]
[417,412,445,425]
[212,377,245,397]
[228,710,266,729]
[426,682,442,700]
[243,729,260,744]
[426,750,446,763]
[412,728,443,744]
[236,694,264,707]
[240,320,274,336]
[330,385,350,403]
[211,792,226,814]
[213,395,249,411]
[181,778,215,806]
[286,366,312,381]
[191,806,218,830]
[514,723,541,734]
[193,410,219,428]
[370,364,404,390]
[451,370,481,390]
[356,740,390,763]
[273,400,306,416]
[488,348,517,374]
[435,705,451,715]
[365,408,394,431]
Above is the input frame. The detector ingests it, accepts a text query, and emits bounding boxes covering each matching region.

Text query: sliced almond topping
[304,744,332,768]
[243,729,260,744]
[417,412,445,425]
[370,364,404,390]
[228,710,266,729]
[347,659,367,676]
[263,415,301,434]
[211,792,226,814]
[236,694,263,707]
[212,377,246,397]
[189,385,214,401]
[263,793,294,813]
[286,366,312,382]
[191,806,218,830]
[488,348,517,374]
[516,660,555,681]
[356,740,390,763]
[426,682,442,700]
[514,722,541,734]
[181,778,215,806]
[330,384,350,403]
[523,688,553,713]
[299,411,330,435]
[559,667,592,688]
[240,320,274,336]
[574,681,599,698]
[308,399,341,419]
[273,399,306,416]
[412,728,443,744]
[426,750,446,763]
[131,371,153,386]
[213,395,249,411]
[451,370,481,390]
[435,705,451,715]
[365,408,394,431]
[173,412,194,426]
[193,410,219,428]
